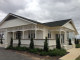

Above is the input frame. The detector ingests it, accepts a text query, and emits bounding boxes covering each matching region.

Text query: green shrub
[48,48,67,56]
[76,39,79,44]
[75,38,77,44]
[69,39,72,45]
[56,38,61,49]
[10,37,13,47]
[29,38,34,49]
[44,37,48,51]
[76,44,80,48]
[17,31,22,47]
[40,51,48,56]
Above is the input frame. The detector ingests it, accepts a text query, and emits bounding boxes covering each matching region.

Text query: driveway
[0,47,33,60]
[60,48,80,60]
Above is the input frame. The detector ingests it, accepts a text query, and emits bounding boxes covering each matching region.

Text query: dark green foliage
[44,37,48,51]
[75,38,77,44]
[29,38,34,49]
[48,48,67,56]
[40,51,48,56]
[6,46,67,56]
[17,31,22,47]
[69,39,72,45]
[56,38,61,49]
[18,38,21,47]
[1,38,3,44]
[76,44,80,48]
[10,37,13,47]
[0,34,3,44]
[76,39,79,44]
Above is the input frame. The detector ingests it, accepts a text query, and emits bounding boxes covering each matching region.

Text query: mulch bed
[7,50,61,60]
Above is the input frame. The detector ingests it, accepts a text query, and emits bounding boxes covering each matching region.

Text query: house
[0,13,78,49]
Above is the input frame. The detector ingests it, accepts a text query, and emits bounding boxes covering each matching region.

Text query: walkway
[60,48,80,60]
[0,47,33,60]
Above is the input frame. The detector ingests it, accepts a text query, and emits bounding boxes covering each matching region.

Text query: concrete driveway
[60,48,80,60]
[0,47,33,60]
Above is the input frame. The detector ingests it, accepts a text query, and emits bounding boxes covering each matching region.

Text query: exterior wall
[13,39,56,49]
[63,22,75,30]
[0,18,32,28]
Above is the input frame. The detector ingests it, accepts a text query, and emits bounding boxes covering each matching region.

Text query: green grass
[76,56,80,60]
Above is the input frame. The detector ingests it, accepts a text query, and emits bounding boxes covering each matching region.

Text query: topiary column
[29,37,34,49]
[76,39,79,44]
[56,37,61,49]
[17,31,21,47]
[44,37,48,51]
[75,38,77,44]
[69,39,72,45]
[10,37,13,47]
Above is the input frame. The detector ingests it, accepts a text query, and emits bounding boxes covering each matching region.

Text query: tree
[75,38,77,44]
[17,31,21,47]
[76,39,79,44]
[69,39,72,45]
[29,37,34,49]
[44,37,48,51]
[56,37,61,49]
[10,37,13,47]
[0,34,3,44]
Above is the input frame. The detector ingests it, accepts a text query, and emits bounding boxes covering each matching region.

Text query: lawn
[76,56,80,60]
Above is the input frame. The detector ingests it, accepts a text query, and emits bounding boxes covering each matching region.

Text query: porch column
[13,32,14,39]
[64,31,67,45]
[22,31,24,39]
[35,30,37,39]
[59,29,61,44]
[35,25,37,39]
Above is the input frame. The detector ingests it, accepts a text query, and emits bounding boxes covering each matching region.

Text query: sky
[0,0,80,38]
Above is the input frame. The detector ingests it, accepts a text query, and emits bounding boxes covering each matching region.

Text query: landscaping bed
[76,56,80,60]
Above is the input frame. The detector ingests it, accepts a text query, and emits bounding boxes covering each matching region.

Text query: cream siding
[63,22,75,30]
[0,18,32,28]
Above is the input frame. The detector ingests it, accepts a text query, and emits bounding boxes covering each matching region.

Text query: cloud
[0,0,80,35]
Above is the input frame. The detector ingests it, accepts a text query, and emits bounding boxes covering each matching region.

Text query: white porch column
[59,29,61,44]
[22,31,24,39]
[35,25,37,39]
[35,30,37,39]
[64,31,68,45]
[13,32,14,39]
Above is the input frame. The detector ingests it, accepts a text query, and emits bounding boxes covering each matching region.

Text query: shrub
[76,39,79,44]
[48,48,67,56]
[56,38,61,49]
[69,39,72,45]
[76,44,80,48]
[40,51,48,56]
[1,38,3,44]
[10,37,13,47]
[44,37,48,51]
[17,31,22,47]
[29,38,34,49]
[75,38,77,44]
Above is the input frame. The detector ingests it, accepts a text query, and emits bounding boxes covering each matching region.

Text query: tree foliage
[29,37,34,49]
[44,37,48,51]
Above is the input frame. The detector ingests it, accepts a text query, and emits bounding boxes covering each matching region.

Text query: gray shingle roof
[8,13,71,27]
[43,19,71,27]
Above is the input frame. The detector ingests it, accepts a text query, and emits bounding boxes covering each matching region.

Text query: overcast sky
[0,0,80,38]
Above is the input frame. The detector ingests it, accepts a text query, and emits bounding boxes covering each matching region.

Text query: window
[48,31,51,38]
[28,30,35,39]
[16,31,22,39]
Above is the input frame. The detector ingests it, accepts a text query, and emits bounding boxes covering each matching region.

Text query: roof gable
[43,19,71,27]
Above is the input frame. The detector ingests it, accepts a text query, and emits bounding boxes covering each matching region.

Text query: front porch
[0,24,76,49]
